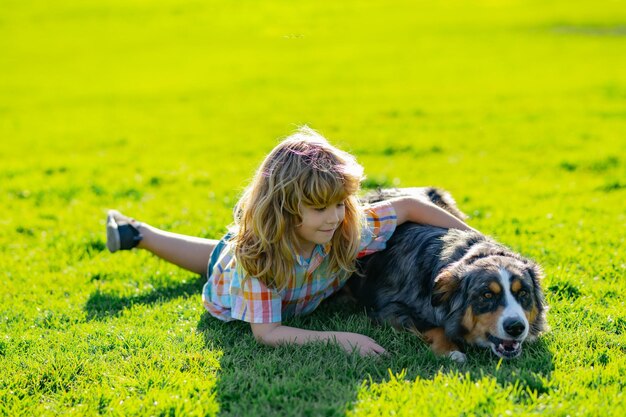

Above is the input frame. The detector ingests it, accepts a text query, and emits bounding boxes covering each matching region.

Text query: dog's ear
[523,260,548,337]
[432,268,462,306]
[522,258,541,281]
[523,260,545,302]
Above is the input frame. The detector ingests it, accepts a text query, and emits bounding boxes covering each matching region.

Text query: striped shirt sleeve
[357,201,398,258]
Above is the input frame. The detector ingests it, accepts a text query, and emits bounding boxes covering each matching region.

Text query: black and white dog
[348,188,547,362]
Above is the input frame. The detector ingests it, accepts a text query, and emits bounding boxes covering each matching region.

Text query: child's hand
[250,323,386,356]
[332,332,387,356]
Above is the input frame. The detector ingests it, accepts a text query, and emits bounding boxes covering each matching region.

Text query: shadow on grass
[84,277,554,415]
[83,278,554,415]
[84,276,205,320]
[196,294,555,417]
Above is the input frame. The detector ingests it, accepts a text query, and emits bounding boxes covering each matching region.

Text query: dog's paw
[448,350,467,363]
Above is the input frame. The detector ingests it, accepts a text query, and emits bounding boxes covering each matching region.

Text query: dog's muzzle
[487,333,522,359]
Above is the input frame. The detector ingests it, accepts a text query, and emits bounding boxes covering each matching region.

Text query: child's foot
[106,210,143,253]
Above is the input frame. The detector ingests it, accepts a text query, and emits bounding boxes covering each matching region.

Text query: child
[106,127,476,356]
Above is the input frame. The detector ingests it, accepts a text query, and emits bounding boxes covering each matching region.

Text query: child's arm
[390,196,478,232]
[251,322,386,356]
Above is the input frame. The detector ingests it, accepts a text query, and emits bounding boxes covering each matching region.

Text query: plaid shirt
[202,201,397,323]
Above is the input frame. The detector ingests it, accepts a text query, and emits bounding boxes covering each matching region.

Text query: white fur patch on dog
[498,268,529,340]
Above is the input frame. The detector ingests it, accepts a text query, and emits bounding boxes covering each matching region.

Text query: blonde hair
[231,127,365,290]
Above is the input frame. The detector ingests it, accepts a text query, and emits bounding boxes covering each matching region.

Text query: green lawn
[1,0,626,415]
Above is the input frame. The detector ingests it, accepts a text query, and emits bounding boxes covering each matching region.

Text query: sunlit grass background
[1,0,625,415]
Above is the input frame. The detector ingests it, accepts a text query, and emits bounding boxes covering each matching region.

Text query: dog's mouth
[487,334,522,359]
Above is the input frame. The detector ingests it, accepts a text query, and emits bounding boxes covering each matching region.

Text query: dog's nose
[503,318,526,338]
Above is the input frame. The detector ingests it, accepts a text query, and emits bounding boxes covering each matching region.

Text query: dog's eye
[518,290,528,298]
[483,292,493,299]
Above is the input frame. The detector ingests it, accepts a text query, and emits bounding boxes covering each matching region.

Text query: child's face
[295,202,346,256]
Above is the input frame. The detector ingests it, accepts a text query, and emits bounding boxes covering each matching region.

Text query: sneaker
[106,209,143,253]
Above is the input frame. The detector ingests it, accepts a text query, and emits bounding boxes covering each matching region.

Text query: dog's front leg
[421,327,467,363]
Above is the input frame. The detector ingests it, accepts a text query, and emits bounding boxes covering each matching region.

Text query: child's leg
[108,210,218,276]
[137,224,218,276]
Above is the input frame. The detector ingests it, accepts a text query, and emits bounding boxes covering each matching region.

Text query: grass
[1,0,625,415]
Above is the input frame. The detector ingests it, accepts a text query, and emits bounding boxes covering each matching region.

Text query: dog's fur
[347,187,547,361]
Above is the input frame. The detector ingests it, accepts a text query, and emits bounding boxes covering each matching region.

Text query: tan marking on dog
[489,281,502,294]
[511,279,522,293]
[463,306,504,344]
[462,306,478,332]
[433,270,460,303]
[422,328,461,356]
[526,304,538,326]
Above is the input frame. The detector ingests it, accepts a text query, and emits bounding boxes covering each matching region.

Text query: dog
[347,187,547,362]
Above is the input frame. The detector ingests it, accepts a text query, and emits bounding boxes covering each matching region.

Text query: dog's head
[432,255,546,359]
